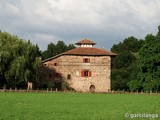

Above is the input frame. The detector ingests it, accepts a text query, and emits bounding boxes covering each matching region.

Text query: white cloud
[0,0,160,50]
[35,33,59,42]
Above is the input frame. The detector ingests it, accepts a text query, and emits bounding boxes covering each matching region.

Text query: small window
[81,70,92,77]
[54,63,58,66]
[83,58,90,63]
[67,74,71,80]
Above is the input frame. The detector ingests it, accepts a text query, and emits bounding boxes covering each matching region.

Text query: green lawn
[0,92,159,120]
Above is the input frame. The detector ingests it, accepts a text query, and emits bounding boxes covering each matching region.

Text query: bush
[47,82,55,90]
[62,82,75,91]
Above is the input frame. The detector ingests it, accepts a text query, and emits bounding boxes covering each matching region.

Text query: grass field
[0,92,160,120]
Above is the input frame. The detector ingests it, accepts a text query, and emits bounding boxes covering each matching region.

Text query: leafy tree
[111,36,144,53]
[113,51,136,69]
[111,26,160,92]
[66,44,76,51]
[111,69,130,91]
[0,32,41,88]
[56,41,67,54]
[123,37,144,52]
[111,36,144,91]
[127,58,142,91]
[111,42,124,54]
[42,41,75,60]
[139,31,160,91]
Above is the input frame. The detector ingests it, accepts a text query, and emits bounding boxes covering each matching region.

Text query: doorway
[89,85,95,92]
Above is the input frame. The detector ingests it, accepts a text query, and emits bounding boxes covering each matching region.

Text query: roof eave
[42,53,117,63]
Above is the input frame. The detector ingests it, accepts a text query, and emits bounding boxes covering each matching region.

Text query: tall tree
[111,36,144,53]
[0,32,41,88]
[139,30,160,91]
[111,36,144,91]
[42,41,75,60]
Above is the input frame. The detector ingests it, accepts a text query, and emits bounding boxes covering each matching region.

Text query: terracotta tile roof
[42,47,117,62]
[62,47,117,56]
[42,39,117,63]
[75,39,96,45]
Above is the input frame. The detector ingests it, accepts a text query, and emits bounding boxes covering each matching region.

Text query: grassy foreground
[0,92,159,120]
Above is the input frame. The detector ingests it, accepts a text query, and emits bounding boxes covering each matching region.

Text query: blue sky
[0,0,160,51]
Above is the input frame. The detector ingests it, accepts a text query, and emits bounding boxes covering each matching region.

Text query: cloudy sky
[0,0,160,51]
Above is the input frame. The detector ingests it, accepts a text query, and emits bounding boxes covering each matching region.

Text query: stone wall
[43,55,111,92]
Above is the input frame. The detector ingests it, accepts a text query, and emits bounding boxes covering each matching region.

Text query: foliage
[47,82,55,90]
[139,32,160,91]
[62,82,75,91]
[0,93,159,120]
[0,32,41,88]
[111,26,160,91]
[111,36,144,53]
[113,51,136,69]
[111,69,130,90]
[42,41,75,60]
[111,36,144,91]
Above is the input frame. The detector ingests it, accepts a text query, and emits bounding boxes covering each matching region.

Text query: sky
[0,0,160,51]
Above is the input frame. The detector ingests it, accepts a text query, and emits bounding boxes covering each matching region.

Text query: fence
[0,88,160,94]
[0,88,59,93]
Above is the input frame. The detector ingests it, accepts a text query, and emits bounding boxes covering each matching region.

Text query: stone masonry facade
[43,55,111,92]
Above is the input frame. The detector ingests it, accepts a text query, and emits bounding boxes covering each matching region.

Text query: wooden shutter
[89,71,92,77]
[83,58,85,62]
[81,70,84,77]
[88,58,90,63]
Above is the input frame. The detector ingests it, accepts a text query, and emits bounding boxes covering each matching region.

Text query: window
[83,58,90,63]
[67,74,71,80]
[81,70,92,77]
[54,63,58,66]
[84,70,89,77]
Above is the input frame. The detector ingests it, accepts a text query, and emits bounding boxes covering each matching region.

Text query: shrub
[62,82,75,91]
[47,82,55,90]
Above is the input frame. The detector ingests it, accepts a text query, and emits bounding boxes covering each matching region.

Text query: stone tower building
[42,39,116,92]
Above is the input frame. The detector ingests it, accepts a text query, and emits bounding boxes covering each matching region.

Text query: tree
[127,58,142,91]
[111,26,160,92]
[139,31,160,91]
[113,51,136,69]
[111,69,130,91]
[111,36,144,53]
[42,41,75,60]
[0,32,41,88]
[111,36,144,91]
